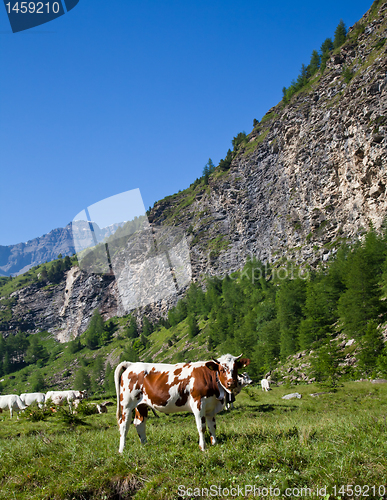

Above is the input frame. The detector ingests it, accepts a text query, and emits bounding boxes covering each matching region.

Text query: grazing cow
[261,378,270,391]
[45,390,88,412]
[0,394,27,419]
[115,353,250,452]
[225,372,253,410]
[20,392,45,409]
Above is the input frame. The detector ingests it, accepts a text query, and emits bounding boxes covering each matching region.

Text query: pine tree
[187,313,199,338]
[0,334,5,360]
[63,256,72,271]
[320,37,334,72]
[207,158,215,173]
[3,352,11,374]
[101,320,116,345]
[74,367,91,392]
[25,335,48,365]
[298,258,346,350]
[84,309,104,349]
[142,316,153,336]
[202,159,215,185]
[232,132,247,150]
[30,370,45,392]
[333,19,347,49]
[338,229,387,337]
[357,320,384,375]
[320,37,334,54]
[91,356,104,393]
[120,345,140,363]
[296,63,309,88]
[276,278,306,359]
[68,337,82,354]
[218,149,233,171]
[104,362,115,393]
[308,50,321,76]
[125,315,138,339]
[311,339,343,389]
[8,331,29,366]
[202,163,210,185]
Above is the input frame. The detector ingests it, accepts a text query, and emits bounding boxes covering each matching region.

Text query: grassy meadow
[0,381,386,500]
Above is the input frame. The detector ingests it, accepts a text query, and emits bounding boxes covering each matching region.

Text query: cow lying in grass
[115,354,250,452]
[0,394,27,419]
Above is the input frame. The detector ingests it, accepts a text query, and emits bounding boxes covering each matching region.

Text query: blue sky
[0,0,372,246]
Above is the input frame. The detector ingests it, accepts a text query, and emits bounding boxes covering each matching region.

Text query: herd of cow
[0,389,89,418]
[1,353,273,452]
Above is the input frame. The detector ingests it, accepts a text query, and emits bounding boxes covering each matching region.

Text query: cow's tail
[115,361,132,423]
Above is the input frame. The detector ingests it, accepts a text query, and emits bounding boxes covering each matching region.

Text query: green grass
[0,381,386,499]
[260,111,279,124]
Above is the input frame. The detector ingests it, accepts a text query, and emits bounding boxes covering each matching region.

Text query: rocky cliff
[2,0,387,341]
[150,1,387,278]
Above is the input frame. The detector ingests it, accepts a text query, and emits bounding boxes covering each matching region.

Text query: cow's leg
[206,416,217,445]
[118,400,137,453]
[9,406,13,419]
[192,405,207,451]
[133,405,148,444]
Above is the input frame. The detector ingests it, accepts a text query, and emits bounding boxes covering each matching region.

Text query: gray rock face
[149,3,387,281]
[1,267,118,342]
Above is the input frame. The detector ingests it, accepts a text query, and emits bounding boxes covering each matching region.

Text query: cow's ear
[205,361,219,371]
[236,358,250,369]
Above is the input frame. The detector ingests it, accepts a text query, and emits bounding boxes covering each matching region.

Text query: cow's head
[206,354,250,391]
[238,372,253,387]
[79,390,88,400]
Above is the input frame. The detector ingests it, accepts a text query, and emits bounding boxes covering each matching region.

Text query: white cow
[261,378,270,391]
[0,394,27,419]
[45,390,88,412]
[225,372,253,410]
[20,392,45,409]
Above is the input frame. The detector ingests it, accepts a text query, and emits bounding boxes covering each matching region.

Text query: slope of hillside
[1,0,386,343]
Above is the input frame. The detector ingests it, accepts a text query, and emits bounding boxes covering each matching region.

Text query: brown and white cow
[115,354,250,452]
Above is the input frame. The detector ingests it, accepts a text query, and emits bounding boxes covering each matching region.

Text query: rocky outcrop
[1,267,118,342]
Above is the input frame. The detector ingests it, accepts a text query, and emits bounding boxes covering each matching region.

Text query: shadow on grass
[222,403,298,414]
